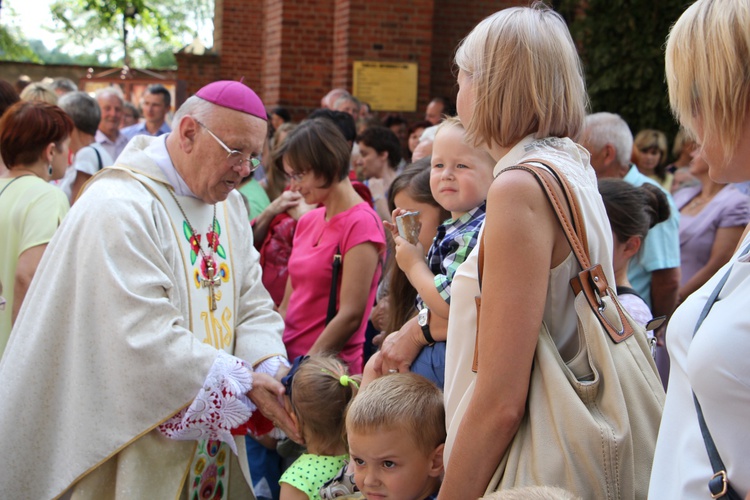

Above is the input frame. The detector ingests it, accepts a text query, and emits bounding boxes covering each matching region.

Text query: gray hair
[334,94,360,110]
[51,77,78,94]
[583,112,633,167]
[58,91,101,136]
[171,95,216,126]
[94,87,124,105]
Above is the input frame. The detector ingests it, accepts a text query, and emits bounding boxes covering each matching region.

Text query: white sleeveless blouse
[442,135,615,464]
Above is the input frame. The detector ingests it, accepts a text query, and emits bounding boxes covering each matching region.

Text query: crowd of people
[1,0,749,498]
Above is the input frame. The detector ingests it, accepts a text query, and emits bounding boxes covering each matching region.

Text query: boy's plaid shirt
[416,201,486,310]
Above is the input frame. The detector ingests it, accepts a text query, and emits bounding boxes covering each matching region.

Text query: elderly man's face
[184,107,267,204]
[97,94,123,138]
[425,101,444,125]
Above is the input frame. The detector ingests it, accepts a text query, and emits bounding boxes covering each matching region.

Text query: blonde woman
[380,4,617,498]
[650,0,750,497]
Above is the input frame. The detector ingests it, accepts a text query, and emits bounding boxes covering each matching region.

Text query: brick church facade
[176,0,524,120]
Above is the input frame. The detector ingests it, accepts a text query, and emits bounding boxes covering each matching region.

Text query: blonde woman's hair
[20,82,58,105]
[665,0,750,164]
[346,372,445,454]
[290,354,360,452]
[454,2,587,149]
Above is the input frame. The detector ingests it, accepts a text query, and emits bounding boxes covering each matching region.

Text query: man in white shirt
[94,88,129,160]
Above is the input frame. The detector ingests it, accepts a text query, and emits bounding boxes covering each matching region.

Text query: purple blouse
[673,184,750,285]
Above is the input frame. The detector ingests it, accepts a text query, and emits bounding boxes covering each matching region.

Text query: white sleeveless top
[442,135,615,464]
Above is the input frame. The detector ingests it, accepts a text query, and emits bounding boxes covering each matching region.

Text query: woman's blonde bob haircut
[455,2,587,149]
[665,0,750,163]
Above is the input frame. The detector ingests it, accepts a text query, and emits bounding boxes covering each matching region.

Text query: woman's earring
[48,164,53,176]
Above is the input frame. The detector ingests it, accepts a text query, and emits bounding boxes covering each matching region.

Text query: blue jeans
[410,341,446,389]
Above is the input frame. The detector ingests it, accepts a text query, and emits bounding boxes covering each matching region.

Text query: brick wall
[430,0,524,106]
[179,0,527,120]
[216,0,264,90]
[175,53,221,98]
[275,0,336,119]
[334,0,434,119]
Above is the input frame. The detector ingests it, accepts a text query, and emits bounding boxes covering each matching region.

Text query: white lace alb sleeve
[158,351,255,454]
[254,355,290,376]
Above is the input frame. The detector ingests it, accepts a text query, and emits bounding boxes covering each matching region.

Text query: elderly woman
[650,1,750,497]
[0,101,74,354]
[278,118,385,374]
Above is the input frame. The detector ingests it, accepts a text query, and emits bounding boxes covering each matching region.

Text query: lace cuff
[158,351,255,454]
[254,355,290,376]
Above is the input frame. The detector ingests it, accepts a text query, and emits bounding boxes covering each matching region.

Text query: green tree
[0,23,41,63]
[49,0,212,69]
[560,0,690,152]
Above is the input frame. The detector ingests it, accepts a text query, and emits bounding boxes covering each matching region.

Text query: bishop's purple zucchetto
[195,80,267,120]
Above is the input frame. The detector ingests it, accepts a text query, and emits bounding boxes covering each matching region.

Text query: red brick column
[216,0,265,90]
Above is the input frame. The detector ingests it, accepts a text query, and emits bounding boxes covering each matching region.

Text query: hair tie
[339,375,359,389]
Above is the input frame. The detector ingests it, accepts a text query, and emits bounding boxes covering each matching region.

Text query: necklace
[687,188,722,211]
[166,188,222,311]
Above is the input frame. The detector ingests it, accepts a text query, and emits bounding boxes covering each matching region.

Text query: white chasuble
[0,136,287,500]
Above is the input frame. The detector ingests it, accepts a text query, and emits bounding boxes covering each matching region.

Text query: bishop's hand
[247,372,303,444]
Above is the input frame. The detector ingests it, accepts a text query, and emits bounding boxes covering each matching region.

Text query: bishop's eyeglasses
[196,120,261,172]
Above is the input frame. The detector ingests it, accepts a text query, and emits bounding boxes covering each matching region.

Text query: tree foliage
[0,24,42,63]
[559,0,690,150]
[49,0,212,69]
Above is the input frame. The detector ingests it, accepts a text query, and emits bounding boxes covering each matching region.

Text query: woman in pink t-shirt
[278,118,385,373]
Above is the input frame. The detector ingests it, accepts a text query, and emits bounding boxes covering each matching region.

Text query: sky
[4,0,61,49]
[2,0,213,55]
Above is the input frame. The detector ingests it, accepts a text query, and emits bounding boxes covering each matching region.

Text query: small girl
[598,178,670,337]
[279,354,360,500]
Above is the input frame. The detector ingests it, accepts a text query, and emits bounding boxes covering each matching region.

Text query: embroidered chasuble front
[141,175,237,500]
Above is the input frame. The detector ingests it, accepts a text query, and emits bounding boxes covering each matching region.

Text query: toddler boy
[346,373,445,500]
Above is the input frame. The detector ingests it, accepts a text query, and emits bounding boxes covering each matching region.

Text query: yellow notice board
[353,61,418,112]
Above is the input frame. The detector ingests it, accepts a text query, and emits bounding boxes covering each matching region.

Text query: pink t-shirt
[283,203,385,373]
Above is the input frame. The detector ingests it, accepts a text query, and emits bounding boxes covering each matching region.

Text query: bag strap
[503,160,591,270]
[90,145,103,171]
[495,160,633,343]
[0,174,33,199]
[326,245,342,326]
[690,244,750,500]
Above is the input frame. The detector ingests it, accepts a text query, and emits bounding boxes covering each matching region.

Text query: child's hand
[383,208,409,238]
[394,235,425,273]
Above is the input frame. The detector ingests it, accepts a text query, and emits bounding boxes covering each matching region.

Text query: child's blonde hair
[434,116,495,165]
[289,354,360,452]
[345,373,445,454]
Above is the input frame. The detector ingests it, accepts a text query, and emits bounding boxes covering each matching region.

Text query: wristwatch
[418,307,436,346]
